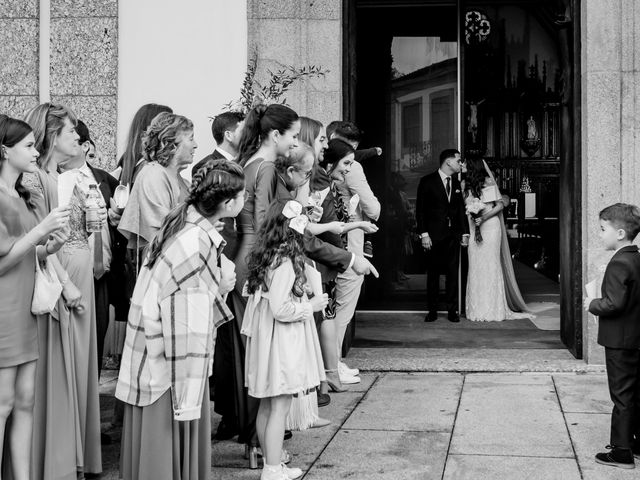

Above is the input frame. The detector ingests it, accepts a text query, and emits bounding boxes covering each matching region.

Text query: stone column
[247,0,342,126]
[50,0,118,170]
[0,0,40,117]
[581,0,640,363]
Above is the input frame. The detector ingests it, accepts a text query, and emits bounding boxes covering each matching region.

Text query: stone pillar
[581,0,640,363]
[247,0,342,126]
[50,0,118,170]
[0,0,40,117]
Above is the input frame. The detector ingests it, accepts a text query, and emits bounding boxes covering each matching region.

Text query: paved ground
[98,355,636,480]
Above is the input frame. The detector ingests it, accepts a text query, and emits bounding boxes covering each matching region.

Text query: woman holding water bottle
[24,102,105,479]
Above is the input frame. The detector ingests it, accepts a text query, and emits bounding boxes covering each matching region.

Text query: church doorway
[343,0,582,357]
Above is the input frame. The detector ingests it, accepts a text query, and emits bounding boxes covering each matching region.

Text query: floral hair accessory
[282,200,308,234]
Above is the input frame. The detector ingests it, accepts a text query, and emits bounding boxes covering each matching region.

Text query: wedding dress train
[465,196,534,322]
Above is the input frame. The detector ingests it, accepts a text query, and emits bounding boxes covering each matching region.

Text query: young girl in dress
[116,159,244,480]
[242,198,328,480]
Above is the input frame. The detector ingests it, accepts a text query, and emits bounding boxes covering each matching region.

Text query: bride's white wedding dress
[465,194,534,322]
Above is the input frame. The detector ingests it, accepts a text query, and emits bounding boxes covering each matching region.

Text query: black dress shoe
[447,311,460,323]
[213,419,239,440]
[424,312,437,322]
[284,429,293,441]
[595,445,635,469]
[317,391,331,407]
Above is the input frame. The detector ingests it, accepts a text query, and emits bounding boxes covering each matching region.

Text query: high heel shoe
[324,370,346,392]
[245,445,259,469]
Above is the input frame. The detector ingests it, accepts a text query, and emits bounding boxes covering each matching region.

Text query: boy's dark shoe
[424,311,437,322]
[595,445,635,469]
[633,440,640,459]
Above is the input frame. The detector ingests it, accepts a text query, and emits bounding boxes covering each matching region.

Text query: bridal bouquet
[466,198,485,243]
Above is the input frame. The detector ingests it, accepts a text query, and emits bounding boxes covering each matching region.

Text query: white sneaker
[339,361,360,377]
[261,464,288,480]
[282,463,303,479]
[339,372,361,384]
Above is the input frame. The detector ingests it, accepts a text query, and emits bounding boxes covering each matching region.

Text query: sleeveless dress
[465,194,533,322]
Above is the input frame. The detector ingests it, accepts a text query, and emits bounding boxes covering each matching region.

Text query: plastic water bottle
[85,184,103,233]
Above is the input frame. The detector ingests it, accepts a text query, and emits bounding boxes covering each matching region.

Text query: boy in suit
[584,203,640,469]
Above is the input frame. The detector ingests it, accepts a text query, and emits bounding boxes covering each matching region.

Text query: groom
[416,149,469,322]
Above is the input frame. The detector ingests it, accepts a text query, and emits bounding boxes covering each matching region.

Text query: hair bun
[255,104,268,119]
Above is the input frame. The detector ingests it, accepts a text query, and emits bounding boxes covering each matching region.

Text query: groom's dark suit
[415,170,469,314]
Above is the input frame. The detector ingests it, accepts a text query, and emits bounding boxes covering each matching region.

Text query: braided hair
[146,159,245,268]
[141,112,193,167]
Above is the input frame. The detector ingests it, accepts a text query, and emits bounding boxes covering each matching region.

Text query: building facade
[1,0,639,364]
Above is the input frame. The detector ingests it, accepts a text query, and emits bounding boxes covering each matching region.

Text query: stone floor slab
[450,374,574,457]
[344,372,378,392]
[212,391,365,469]
[565,413,637,480]
[349,348,604,373]
[304,429,450,480]
[553,374,611,413]
[343,373,463,432]
[443,454,582,480]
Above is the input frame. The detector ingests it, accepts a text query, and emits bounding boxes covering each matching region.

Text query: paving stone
[305,429,449,480]
[450,374,574,457]
[348,347,604,373]
[343,373,462,432]
[553,374,611,413]
[565,413,633,480]
[443,455,581,480]
[212,391,365,469]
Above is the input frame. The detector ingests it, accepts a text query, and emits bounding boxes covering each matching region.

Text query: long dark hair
[119,103,173,186]
[146,159,245,268]
[320,138,354,172]
[237,104,299,167]
[0,115,36,209]
[464,158,488,199]
[246,198,307,297]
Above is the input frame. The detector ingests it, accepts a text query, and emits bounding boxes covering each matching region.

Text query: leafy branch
[223,53,329,113]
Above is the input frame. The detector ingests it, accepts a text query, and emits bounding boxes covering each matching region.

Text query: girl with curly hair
[116,159,245,480]
[242,198,328,480]
[118,112,196,257]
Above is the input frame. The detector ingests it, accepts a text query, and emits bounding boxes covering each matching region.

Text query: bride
[464,158,533,322]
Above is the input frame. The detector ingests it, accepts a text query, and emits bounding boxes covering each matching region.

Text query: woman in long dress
[464,158,532,322]
[232,104,300,459]
[116,160,245,480]
[0,116,70,480]
[24,102,103,479]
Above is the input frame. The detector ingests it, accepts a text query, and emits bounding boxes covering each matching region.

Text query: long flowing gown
[24,170,102,479]
[465,194,533,322]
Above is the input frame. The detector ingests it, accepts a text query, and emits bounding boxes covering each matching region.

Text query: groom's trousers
[426,234,459,313]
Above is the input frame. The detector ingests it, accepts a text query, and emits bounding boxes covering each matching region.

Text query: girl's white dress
[242,259,325,398]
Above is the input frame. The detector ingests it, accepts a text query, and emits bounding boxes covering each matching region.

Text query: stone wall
[581,0,640,363]
[50,0,118,170]
[0,0,118,171]
[0,0,40,118]
[247,0,342,126]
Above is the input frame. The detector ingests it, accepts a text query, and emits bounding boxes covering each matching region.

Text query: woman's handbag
[31,254,63,315]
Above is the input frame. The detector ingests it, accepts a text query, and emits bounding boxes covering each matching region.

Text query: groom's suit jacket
[415,170,468,244]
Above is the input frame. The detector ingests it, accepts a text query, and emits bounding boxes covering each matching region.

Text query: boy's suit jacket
[589,245,640,348]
